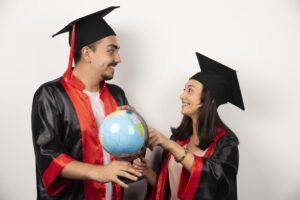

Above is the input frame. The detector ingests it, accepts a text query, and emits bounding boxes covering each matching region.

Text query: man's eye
[188,88,193,93]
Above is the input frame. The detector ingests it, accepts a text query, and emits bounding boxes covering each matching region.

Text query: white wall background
[1,0,300,199]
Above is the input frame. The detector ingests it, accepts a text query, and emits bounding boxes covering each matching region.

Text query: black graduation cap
[52,6,119,51]
[52,6,120,78]
[190,52,245,110]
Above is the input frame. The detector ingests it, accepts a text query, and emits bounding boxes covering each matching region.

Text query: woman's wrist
[164,139,176,151]
[143,168,153,178]
[143,168,156,186]
[163,139,173,151]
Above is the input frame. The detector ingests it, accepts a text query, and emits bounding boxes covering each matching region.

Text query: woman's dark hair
[171,86,239,150]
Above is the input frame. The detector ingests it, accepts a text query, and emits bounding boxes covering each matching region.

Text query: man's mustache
[108,62,118,67]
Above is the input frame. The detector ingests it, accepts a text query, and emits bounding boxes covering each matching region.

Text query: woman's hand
[148,126,173,151]
[133,157,149,172]
[133,157,156,186]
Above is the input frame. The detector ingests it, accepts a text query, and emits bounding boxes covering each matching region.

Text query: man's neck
[72,64,103,92]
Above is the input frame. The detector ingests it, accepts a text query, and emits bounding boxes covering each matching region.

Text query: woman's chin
[181,110,190,117]
[180,110,185,115]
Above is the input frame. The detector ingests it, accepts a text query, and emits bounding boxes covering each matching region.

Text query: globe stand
[118,173,144,184]
[114,152,146,184]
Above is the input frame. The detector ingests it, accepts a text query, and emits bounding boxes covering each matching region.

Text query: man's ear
[81,46,91,63]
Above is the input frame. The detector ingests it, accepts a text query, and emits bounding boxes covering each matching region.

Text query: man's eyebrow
[107,44,120,49]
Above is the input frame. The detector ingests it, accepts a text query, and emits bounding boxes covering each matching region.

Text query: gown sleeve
[177,135,239,200]
[31,85,75,196]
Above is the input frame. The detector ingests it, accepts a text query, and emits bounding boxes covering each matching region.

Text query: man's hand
[60,160,142,188]
[91,160,142,188]
[115,105,136,112]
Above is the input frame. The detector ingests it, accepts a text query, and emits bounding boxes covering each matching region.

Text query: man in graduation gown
[31,6,141,200]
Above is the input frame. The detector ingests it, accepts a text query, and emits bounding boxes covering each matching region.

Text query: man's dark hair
[171,86,239,150]
[73,41,99,65]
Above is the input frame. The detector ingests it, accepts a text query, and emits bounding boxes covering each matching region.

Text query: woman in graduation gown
[134,52,245,200]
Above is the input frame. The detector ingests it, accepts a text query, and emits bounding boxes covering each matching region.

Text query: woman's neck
[190,119,199,146]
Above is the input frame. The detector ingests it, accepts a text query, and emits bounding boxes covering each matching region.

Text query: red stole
[61,70,122,200]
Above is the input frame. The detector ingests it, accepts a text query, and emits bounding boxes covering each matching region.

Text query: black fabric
[31,77,128,199]
[156,133,238,200]
[190,52,245,110]
[52,6,119,51]
[192,133,239,200]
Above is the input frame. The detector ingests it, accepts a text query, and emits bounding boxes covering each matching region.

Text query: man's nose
[114,52,121,63]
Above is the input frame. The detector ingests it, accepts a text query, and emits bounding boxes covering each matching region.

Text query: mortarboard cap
[52,6,119,52]
[52,6,120,78]
[190,52,245,110]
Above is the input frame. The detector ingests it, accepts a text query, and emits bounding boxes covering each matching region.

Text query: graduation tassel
[65,24,76,79]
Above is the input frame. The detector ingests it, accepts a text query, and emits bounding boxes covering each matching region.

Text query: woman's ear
[197,102,203,108]
[211,99,217,106]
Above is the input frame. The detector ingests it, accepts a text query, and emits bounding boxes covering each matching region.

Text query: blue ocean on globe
[99,110,146,156]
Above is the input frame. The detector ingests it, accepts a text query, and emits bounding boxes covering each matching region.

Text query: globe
[99,110,148,160]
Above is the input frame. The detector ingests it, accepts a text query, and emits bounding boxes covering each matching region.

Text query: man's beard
[102,73,113,81]
[101,63,117,80]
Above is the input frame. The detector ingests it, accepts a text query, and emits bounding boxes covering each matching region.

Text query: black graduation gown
[31,76,128,200]
[146,128,239,200]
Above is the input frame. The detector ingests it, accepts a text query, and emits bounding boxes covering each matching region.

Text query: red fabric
[154,155,171,200]
[65,24,76,80]
[177,128,226,199]
[177,156,203,200]
[99,81,118,116]
[60,72,121,199]
[204,128,226,158]
[42,153,75,196]
[147,139,190,200]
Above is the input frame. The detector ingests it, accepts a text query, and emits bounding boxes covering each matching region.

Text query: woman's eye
[188,88,193,93]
